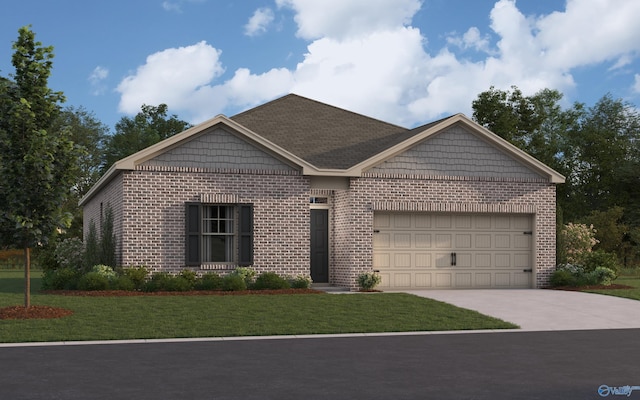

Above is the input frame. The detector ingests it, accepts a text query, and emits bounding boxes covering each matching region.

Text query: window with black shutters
[185,203,253,266]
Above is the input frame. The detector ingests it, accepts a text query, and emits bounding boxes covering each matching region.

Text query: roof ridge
[231,93,409,131]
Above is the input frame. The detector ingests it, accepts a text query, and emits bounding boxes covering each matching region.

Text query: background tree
[49,106,109,238]
[0,26,80,307]
[101,104,191,172]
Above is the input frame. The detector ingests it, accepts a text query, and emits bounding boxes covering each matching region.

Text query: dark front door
[310,209,329,283]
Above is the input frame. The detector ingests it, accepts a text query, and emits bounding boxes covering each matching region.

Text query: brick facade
[329,175,556,289]
[84,167,311,278]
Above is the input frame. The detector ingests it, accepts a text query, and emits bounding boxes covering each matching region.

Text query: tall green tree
[0,26,80,307]
[50,106,109,238]
[101,104,191,172]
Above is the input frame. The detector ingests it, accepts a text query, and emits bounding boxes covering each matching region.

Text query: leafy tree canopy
[101,103,191,172]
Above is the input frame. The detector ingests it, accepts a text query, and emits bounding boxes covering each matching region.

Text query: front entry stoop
[312,283,350,293]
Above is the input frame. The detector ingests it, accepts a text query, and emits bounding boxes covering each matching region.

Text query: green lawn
[584,275,640,301]
[0,270,517,343]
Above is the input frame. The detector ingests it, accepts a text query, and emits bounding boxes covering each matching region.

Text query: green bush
[143,272,173,292]
[580,250,620,275]
[549,269,576,287]
[178,269,198,286]
[231,267,256,287]
[589,267,617,286]
[222,274,247,291]
[78,271,110,291]
[41,267,81,290]
[253,272,291,290]
[91,264,117,281]
[357,271,382,291]
[54,238,85,271]
[164,276,193,292]
[195,273,223,290]
[111,275,136,291]
[120,266,149,290]
[289,275,312,289]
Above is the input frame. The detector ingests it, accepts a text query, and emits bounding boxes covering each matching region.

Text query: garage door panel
[393,233,411,248]
[456,253,472,268]
[435,252,452,267]
[394,253,411,268]
[373,213,533,289]
[436,273,452,287]
[415,273,432,287]
[415,253,432,268]
[455,273,472,287]
[435,234,452,248]
[476,253,491,268]
[455,234,472,248]
[415,234,432,248]
[475,273,491,287]
[374,232,391,248]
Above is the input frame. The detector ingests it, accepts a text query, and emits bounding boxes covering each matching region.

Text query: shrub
[178,269,198,286]
[78,271,110,291]
[143,272,173,292]
[54,238,85,271]
[91,264,117,281]
[120,266,149,290]
[111,275,136,291]
[289,275,312,289]
[559,223,599,265]
[580,250,620,275]
[357,271,382,291]
[195,273,223,290]
[253,272,291,290]
[549,269,576,287]
[164,276,193,292]
[222,274,247,291]
[589,267,617,286]
[41,267,81,290]
[231,267,256,287]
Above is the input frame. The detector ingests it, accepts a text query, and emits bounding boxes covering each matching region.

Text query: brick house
[80,94,564,290]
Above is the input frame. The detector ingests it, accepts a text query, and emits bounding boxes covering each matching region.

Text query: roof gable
[367,124,545,180]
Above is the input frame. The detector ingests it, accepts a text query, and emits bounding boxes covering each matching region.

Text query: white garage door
[373,213,533,289]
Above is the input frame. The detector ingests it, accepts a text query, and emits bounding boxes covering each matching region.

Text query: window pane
[201,205,235,262]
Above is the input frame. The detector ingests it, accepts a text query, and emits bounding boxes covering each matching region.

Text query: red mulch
[552,284,634,291]
[0,305,74,320]
[41,288,323,296]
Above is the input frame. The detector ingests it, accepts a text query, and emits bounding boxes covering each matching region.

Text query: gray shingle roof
[231,94,452,170]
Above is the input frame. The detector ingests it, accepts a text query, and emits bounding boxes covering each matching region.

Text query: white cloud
[88,66,109,96]
[244,7,275,37]
[275,0,421,40]
[162,1,182,13]
[117,0,640,127]
[116,41,224,116]
[447,27,492,54]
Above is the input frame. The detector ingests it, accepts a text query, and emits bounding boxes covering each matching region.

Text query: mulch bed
[40,288,323,296]
[552,284,634,291]
[0,305,74,320]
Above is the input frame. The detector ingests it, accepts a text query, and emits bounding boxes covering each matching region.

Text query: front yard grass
[583,275,640,301]
[0,270,517,343]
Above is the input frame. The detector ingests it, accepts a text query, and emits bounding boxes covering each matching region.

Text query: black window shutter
[238,204,253,266]
[185,202,201,266]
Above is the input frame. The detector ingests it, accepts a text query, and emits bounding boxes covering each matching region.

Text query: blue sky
[1,0,639,131]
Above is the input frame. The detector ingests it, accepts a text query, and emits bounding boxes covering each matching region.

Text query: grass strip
[0,271,516,343]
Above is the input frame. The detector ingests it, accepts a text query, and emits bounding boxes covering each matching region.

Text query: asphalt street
[2,329,639,400]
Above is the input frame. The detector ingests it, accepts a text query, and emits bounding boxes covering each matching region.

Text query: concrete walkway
[403,289,640,331]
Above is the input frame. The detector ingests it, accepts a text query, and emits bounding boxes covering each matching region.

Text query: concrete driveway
[402,289,640,331]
